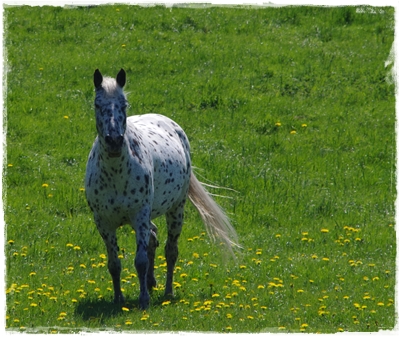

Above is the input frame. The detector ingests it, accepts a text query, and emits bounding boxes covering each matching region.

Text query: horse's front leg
[95,220,125,304]
[132,207,151,310]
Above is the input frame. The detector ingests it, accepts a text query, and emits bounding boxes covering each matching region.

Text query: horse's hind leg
[147,221,159,290]
[164,201,186,296]
[95,221,125,303]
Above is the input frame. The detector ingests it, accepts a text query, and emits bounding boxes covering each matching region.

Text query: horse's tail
[188,172,241,257]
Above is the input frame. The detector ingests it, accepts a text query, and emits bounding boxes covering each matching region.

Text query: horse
[84,68,240,309]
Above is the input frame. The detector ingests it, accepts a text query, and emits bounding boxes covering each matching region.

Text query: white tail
[188,172,241,257]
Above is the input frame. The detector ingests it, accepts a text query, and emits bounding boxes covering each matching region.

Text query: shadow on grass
[75,293,183,322]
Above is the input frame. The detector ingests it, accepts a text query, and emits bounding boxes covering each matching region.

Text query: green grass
[4,4,396,333]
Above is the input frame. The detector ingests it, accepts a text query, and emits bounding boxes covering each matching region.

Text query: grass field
[3,4,396,333]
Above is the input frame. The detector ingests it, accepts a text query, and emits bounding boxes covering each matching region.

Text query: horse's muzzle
[105,134,124,158]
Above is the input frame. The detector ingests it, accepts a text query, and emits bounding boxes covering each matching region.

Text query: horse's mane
[100,77,124,97]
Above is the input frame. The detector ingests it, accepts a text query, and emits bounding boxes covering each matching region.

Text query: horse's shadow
[75,293,182,321]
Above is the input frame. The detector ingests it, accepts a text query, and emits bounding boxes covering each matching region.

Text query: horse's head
[93,68,128,158]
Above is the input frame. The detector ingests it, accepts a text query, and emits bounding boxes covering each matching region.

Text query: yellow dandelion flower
[226,313,233,319]
[212,293,220,298]
[258,285,265,289]
[42,183,49,188]
[322,257,330,261]
[29,272,36,276]
[162,300,171,306]
[30,303,38,307]
[73,246,81,250]
[377,302,384,306]
[301,123,307,127]
[275,122,281,127]
[321,228,329,233]
[290,130,296,134]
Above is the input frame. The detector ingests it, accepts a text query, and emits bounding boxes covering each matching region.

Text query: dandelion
[301,123,307,127]
[162,300,171,306]
[275,234,281,238]
[29,272,36,277]
[322,257,330,261]
[275,122,281,127]
[258,285,265,289]
[377,302,384,306]
[290,130,296,134]
[321,228,329,233]
[121,44,126,48]
[30,303,38,307]
[122,307,129,312]
[8,164,13,167]
[226,313,233,319]
[42,183,49,188]
[212,293,220,298]
[73,246,81,250]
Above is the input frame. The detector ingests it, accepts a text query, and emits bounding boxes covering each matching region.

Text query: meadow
[3,4,396,333]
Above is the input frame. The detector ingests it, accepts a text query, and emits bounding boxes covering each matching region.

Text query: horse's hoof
[113,293,125,304]
[164,290,174,298]
[139,294,150,310]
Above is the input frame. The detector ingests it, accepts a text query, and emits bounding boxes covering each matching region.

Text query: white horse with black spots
[85,69,240,309]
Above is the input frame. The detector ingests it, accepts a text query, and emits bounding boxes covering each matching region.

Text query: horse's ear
[116,68,126,88]
[94,69,103,89]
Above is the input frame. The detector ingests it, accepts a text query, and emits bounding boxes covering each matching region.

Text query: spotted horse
[85,69,240,309]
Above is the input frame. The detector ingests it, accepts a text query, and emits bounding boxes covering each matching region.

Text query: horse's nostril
[105,135,113,145]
